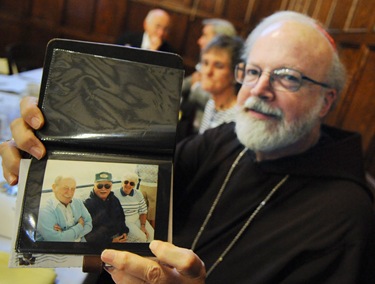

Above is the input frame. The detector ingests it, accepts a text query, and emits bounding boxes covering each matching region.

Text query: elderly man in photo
[36,175,92,242]
[84,171,129,244]
[113,171,154,242]
[1,11,375,284]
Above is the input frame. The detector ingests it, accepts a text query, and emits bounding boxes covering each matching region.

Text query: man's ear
[319,89,337,118]
[143,20,148,32]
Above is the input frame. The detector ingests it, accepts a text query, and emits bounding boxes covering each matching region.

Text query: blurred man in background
[116,9,174,53]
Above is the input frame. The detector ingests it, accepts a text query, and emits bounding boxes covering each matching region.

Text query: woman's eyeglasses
[124,180,136,186]
[96,183,112,189]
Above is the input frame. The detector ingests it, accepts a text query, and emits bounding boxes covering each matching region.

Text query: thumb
[150,240,206,280]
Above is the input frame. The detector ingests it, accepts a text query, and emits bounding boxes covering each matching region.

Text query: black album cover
[15,38,183,259]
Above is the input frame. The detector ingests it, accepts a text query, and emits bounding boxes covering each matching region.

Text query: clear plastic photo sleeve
[13,38,183,264]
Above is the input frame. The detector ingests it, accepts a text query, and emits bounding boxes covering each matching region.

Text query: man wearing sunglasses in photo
[114,171,154,242]
[83,171,129,244]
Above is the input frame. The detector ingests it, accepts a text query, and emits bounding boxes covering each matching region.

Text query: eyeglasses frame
[234,63,331,92]
[124,180,136,187]
[96,183,112,189]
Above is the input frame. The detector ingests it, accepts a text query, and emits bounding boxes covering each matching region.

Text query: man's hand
[0,96,46,185]
[78,217,85,227]
[112,233,127,243]
[0,139,21,185]
[149,35,162,51]
[101,240,206,284]
[53,224,62,232]
[140,225,150,239]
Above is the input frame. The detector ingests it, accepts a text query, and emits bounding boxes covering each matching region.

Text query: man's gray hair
[54,175,76,185]
[243,11,347,99]
[203,18,237,37]
[145,9,169,24]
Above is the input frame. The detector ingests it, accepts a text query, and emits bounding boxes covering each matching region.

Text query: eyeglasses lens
[124,180,135,186]
[272,68,302,91]
[97,183,111,189]
[235,63,303,92]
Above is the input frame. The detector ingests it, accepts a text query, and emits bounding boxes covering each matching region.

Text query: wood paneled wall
[0,0,374,177]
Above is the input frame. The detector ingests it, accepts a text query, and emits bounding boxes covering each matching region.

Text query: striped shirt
[114,188,148,218]
[199,99,237,134]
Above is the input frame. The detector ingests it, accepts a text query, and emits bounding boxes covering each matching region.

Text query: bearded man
[1,11,374,284]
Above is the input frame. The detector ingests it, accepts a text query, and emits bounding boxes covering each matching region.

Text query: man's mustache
[242,97,283,120]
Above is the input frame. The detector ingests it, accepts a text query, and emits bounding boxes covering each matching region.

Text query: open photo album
[10,38,184,267]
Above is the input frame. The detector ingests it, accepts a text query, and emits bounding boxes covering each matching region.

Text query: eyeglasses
[124,180,136,186]
[235,63,331,92]
[96,183,111,189]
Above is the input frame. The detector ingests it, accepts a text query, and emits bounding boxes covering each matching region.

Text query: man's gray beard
[235,96,324,153]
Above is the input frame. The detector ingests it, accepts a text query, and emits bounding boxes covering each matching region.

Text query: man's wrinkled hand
[101,240,206,284]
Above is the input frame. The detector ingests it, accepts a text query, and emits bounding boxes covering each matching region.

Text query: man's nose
[250,73,275,101]
[157,27,167,38]
[202,64,214,76]
[197,36,203,47]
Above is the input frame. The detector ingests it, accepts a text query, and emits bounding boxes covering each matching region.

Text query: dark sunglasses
[124,180,136,186]
[96,183,111,189]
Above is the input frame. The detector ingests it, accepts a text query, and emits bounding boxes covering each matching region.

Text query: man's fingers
[101,244,206,284]
[14,96,46,159]
[149,36,162,50]
[20,96,44,130]
[150,240,206,279]
[0,96,45,184]
[10,118,45,160]
[0,139,21,185]
[101,249,165,283]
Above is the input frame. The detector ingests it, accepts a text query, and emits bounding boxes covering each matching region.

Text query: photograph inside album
[9,38,184,268]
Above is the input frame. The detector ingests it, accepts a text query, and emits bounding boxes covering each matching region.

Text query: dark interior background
[0,0,374,184]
